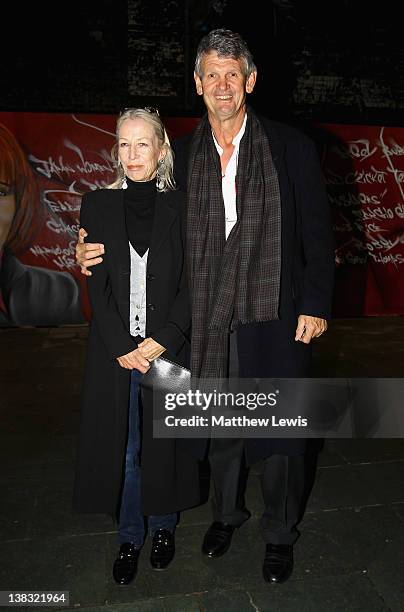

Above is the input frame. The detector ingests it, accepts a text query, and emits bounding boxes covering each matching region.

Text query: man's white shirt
[212,113,247,240]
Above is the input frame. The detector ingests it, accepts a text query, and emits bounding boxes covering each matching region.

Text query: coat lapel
[107,190,130,274]
[261,119,286,177]
[106,191,131,327]
[147,191,179,266]
[104,189,179,325]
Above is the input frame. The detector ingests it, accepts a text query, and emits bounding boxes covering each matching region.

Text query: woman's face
[0,176,16,250]
[118,117,164,183]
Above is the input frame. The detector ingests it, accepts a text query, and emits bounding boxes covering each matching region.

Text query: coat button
[147,273,155,281]
[147,303,156,311]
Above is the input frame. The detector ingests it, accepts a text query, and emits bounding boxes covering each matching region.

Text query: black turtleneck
[124,177,157,257]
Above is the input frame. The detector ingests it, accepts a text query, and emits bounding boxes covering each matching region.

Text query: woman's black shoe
[113,542,141,585]
[150,529,175,570]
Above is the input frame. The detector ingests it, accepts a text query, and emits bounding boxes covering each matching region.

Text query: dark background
[2,0,403,125]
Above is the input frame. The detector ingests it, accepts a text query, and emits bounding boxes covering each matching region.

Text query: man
[76,29,334,584]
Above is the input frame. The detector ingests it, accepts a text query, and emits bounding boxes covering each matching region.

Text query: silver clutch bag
[140,356,191,394]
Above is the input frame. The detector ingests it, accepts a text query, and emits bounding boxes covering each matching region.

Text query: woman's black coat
[73,188,200,517]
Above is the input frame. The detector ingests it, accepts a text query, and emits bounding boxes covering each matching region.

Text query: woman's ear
[159,143,169,162]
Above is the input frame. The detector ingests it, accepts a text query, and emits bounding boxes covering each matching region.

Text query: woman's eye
[0,184,11,196]
[119,142,129,147]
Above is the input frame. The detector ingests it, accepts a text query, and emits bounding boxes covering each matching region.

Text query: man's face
[194,51,257,122]
[0,177,16,251]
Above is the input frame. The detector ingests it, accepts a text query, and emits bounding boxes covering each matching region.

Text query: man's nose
[217,76,229,90]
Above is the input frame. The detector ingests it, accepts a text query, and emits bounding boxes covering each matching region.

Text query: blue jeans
[118,369,177,545]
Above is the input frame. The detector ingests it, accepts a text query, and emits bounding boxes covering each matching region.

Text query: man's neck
[208,107,247,148]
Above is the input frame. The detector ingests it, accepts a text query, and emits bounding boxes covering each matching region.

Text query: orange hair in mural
[0,123,45,254]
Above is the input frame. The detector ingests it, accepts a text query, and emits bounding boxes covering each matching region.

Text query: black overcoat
[172,114,335,465]
[73,188,200,516]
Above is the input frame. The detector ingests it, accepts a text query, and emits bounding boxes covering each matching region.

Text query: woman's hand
[137,338,166,361]
[116,348,151,373]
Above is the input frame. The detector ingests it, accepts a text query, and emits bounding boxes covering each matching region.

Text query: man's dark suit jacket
[172,114,335,463]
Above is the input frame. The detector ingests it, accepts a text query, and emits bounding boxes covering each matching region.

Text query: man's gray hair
[194,29,257,78]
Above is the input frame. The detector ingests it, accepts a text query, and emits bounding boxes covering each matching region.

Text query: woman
[72,108,199,585]
[0,122,83,326]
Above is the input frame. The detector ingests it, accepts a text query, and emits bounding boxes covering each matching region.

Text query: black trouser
[209,438,306,544]
[208,331,306,545]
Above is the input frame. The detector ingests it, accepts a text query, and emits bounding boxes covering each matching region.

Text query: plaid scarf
[187,108,281,378]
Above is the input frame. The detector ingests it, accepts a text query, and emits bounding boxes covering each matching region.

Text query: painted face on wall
[118,117,165,183]
[0,176,16,251]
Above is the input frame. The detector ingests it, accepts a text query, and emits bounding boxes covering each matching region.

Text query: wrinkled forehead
[118,117,157,141]
[200,50,246,71]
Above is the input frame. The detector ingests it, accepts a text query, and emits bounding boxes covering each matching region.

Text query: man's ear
[246,70,257,94]
[194,71,203,95]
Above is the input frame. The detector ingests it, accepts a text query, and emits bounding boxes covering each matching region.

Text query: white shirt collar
[212,113,248,155]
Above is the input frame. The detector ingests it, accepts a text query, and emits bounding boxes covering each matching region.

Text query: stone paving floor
[0,317,403,611]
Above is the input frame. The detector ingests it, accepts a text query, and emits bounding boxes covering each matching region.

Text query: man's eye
[119,142,129,147]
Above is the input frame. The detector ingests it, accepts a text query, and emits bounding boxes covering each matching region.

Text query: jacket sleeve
[297,139,335,319]
[151,198,191,355]
[172,135,192,193]
[80,193,138,360]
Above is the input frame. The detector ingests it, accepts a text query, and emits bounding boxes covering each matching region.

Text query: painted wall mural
[0,112,402,327]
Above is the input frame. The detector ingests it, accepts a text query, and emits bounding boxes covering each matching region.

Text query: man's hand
[76,227,105,277]
[138,338,166,361]
[295,315,328,344]
[116,348,151,373]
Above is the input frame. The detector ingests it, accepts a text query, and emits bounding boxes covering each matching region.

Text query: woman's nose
[129,144,138,159]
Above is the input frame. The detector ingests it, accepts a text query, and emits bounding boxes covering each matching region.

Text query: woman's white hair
[107,108,176,192]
